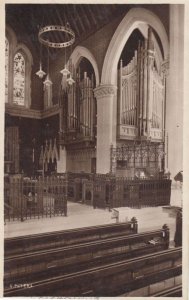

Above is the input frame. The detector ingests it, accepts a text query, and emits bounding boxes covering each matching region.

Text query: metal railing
[4,174,67,222]
[4,172,171,221]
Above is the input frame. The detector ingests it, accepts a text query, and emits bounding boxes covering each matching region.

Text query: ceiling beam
[64,5,80,38]
[86,5,98,27]
[40,6,57,58]
[49,9,64,44]
[74,6,85,34]
[78,5,91,31]
[100,5,110,23]
[54,5,79,46]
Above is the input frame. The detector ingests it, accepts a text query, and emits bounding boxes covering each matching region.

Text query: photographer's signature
[10,283,33,289]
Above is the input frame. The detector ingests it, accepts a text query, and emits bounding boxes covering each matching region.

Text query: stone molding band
[94,84,117,98]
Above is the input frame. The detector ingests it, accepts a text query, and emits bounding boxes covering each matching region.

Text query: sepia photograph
[2,1,187,298]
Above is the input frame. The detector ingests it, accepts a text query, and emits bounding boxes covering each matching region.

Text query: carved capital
[94,84,117,99]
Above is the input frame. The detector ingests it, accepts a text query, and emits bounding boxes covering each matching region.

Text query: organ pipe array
[59,69,96,145]
[77,72,95,138]
[118,27,165,142]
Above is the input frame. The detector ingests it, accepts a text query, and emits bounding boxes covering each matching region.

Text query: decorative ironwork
[4,174,67,222]
[38,25,75,48]
[110,142,165,175]
[13,52,25,106]
[4,172,171,223]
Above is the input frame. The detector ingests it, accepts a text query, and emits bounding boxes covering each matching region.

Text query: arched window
[5,26,33,108]
[5,38,9,103]
[13,52,25,106]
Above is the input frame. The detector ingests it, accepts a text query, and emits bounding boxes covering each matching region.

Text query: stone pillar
[161,58,169,172]
[57,146,67,173]
[166,5,184,179]
[94,84,117,174]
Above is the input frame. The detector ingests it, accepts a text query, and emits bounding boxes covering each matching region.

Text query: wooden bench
[4,247,182,297]
[5,218,138,257]
[4,225,169,288]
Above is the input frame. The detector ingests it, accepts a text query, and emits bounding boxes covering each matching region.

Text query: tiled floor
[4,186,182,240]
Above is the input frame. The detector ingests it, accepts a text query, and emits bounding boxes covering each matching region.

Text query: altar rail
[4,172,171,221]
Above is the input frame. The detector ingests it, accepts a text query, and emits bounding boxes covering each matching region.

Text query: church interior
[4,3,184,297]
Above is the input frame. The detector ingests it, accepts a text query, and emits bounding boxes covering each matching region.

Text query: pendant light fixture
[43,44,52,87]
[36,38,46,79]
[60,23,75,86]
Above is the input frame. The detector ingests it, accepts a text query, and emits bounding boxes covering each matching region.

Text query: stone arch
[5,26,17,104]
[6,25,17,49]
[101,7,169,85]
[14,43,33,66]
[5,25,34,107]
[69,46,100,86]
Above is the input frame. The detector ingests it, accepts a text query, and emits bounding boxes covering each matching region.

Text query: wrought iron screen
[110,142,165,175]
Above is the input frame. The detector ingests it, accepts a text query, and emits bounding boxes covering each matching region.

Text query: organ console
[118,27,165,142]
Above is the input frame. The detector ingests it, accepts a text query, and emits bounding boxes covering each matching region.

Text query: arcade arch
[101,7,169,86]
[69,46,100,86]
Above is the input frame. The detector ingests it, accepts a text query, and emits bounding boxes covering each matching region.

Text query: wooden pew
[4,247,182,297]
[5,219,138,257]
[4,225,169,288]
[151,285,182,297]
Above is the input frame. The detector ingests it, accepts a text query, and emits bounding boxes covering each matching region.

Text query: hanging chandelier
[38,25,75,48]
[36,23,75,86]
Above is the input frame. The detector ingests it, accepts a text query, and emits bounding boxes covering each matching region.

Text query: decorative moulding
[94,84,117,99]
[5,103,60,119]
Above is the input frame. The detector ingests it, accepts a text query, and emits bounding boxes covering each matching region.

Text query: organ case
[118,28,165,142]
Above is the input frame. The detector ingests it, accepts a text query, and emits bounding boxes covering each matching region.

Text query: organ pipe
[118,27,165,141]
[64,69,96,140]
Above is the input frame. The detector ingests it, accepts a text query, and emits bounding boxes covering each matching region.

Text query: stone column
[166,5,184,179]
[161,58,169,172]
[94,84,117,174]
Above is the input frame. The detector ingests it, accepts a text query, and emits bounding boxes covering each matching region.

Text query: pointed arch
[69,46,100,86]
[5,25,33,108]
[101,8,169,85]
[14,43,33,66]
[6,26,17,104]
[6,25,17,50]
[5,38,9,103]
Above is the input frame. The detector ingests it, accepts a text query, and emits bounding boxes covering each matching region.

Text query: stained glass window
[13,52,25,105]
[5,38,9,103]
